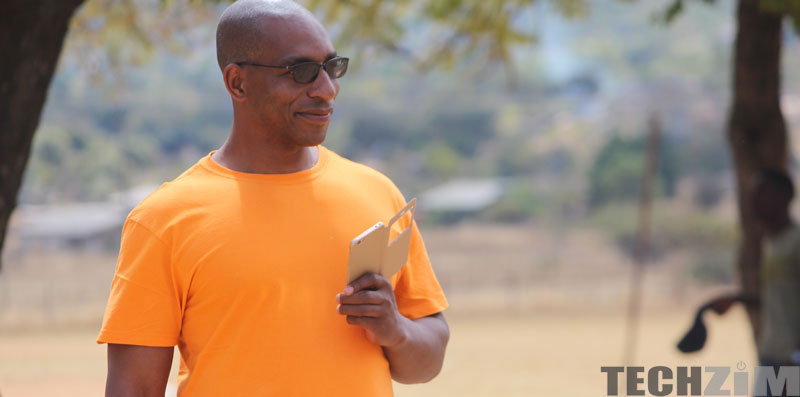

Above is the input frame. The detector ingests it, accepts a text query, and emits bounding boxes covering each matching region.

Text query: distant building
[12,202,127,251]
[8,184,159,252]
[420,178,506,223]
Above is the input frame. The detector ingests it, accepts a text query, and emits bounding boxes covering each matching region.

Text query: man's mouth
[295,108,333,124]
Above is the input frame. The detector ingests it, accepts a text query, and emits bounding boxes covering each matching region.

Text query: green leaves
[308,0,550,69]
[65,0,589,78]
[663,0,684,24]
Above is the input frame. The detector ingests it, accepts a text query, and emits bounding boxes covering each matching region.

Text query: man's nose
[308,69,338,102]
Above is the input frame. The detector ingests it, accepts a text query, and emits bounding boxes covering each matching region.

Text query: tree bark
[728,0,788,340]
[0,0,85,269]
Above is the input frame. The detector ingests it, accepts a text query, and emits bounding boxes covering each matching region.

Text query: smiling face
[221,6,341,150]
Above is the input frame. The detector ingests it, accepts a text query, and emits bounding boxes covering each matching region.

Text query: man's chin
[296,129,328,147]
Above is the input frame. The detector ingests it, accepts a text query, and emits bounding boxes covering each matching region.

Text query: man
[705,169,800,396]
[97,1,449,395]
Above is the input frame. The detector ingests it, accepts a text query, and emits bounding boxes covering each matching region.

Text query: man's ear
[223,64,247,103]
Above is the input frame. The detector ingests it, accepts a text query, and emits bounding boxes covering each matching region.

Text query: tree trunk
[728,0,788,340]
[0,0,84,269]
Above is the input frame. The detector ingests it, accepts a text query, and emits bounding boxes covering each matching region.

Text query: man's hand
[706,293,760,315]
[336,272,450,384]
[336,272,409,347]
[708,295,738,315]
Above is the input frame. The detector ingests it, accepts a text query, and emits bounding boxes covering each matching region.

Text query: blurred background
[3,0,800,395]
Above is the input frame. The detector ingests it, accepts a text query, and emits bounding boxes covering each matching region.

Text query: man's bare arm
[106,343,174,397]
[382,312,449,383]
[337,273,450,384]
[707,293,760,314]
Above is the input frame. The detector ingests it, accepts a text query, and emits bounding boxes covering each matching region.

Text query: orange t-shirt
[97,146,448,396]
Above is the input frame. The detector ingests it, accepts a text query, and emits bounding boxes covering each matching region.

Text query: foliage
[586,202,737,262]
[64,0,587,83]
[431,110,495,156]
[23,124,159,202]
[304,0,587,72]
[479,180,543,223]
[17,0,756,209]
[587,134,679,209]
[689,250,735,283]
[65,0,218,82]
[25,0,754,206]
[420,142,464,179]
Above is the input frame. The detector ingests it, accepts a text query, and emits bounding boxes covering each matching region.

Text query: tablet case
[346,198,417,285]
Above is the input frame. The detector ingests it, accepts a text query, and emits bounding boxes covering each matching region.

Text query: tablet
[345,198,417,285]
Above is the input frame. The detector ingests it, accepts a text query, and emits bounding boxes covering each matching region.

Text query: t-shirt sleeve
[389,201,449,320]
[97,218,183,347]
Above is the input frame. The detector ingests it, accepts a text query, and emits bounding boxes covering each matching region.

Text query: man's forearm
[383,312,449,384]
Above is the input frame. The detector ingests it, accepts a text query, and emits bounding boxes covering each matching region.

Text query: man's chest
[170,189,400,307]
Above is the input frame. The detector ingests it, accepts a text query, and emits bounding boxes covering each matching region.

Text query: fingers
[345,272,390,296]
[338,303,383,317]
[346,315,379,327]
[337,273,398,341]
[337,290,384,305]
[337,284,396,321]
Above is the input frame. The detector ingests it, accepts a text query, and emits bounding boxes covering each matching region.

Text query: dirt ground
[0,307,755,396]
[0,222,756,395]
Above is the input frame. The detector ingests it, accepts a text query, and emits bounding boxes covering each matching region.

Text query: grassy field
[0,222,755,396]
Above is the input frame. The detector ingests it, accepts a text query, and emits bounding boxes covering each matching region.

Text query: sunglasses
[236,56,349,84]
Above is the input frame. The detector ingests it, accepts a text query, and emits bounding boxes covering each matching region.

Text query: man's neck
[212,130,319,175]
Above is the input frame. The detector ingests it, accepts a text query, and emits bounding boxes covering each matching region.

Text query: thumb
[365,329,377,344]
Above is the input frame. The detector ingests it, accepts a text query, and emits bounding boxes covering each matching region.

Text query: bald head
[215,0,318,71]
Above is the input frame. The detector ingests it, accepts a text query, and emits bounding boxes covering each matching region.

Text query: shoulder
[125,159,217,235]
[325,148,396,186]
[324,147,406,205]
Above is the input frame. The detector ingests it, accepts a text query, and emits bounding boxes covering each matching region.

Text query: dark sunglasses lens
[292,63,321,84]
[326,58,348,79]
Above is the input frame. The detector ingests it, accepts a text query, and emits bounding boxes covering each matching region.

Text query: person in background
[707,169,800,396]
